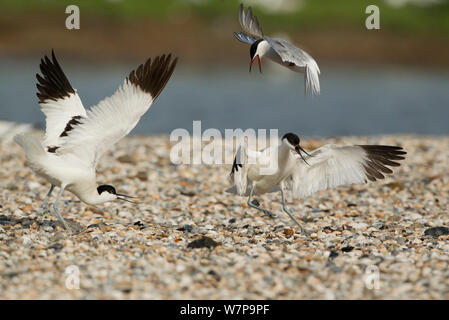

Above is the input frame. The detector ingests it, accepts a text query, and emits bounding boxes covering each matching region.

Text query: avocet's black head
[97,184,139,203]
[282,132,311,165]
[282,132,300,147]
[97,184,116,195]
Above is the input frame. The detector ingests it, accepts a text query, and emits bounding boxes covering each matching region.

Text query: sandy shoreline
[0,131,448,299]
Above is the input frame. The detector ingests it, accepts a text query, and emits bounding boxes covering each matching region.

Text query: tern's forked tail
[305,61,321,96]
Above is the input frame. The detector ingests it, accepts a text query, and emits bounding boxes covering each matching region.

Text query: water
[1,58,448,136]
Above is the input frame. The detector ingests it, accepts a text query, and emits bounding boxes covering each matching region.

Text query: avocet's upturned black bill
[234,3,321,95]
[14,50,177,232]
[227,133,407,236]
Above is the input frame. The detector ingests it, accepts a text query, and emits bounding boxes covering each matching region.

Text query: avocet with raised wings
[14,51,177,232]
[227,133,406,235]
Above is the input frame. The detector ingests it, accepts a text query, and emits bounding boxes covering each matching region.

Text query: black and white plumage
[233,3,321,95]
[14,50,177,231]
[227,133,406,235]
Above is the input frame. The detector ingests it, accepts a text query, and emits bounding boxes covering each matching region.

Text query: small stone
[187,236,220,249]
[48,243,63,250]
[136,171,148,181]
[52,232,65,241]
[328,251,339,261]
[21,205,33,212]
[386,182,404,190]
[372,221,385,230]
[228,218,236,224]
[22,237,32,246]
[117,154,137,165]
[283,228,294,237]
[180,190,195,197]
[424,227,449,238]
[346,202,357,207]
[351,222,368,230]
[133,221,144,228]
[43,226,54,232]
[341,246,354,252]
[177,224,194,233]
[208,270,221,281]
[323,226,334,233]
[87,222,108,229]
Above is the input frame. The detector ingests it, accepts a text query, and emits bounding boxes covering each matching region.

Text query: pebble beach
[0,130,448,299]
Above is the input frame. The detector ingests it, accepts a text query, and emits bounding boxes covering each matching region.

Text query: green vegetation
[2,0,449,35]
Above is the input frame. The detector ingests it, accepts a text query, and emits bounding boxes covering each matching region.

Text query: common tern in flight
[227,133,406,235]
[233,3,321,95]
[14,51,177,232]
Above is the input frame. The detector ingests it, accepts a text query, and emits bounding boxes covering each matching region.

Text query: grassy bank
[2,0,449,35]
[1,1,448,67]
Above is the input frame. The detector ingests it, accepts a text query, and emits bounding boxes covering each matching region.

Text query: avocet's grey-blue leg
[52,184,71,232]
[247,183,276,218]
[280,188,312,236]
[39,184,54,215]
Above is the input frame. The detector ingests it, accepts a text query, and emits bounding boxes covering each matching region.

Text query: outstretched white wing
[238,3,264,39]
[290,144,406,199]
[57,54,177,167]
[36,50,87,151]
[265,37,321,95]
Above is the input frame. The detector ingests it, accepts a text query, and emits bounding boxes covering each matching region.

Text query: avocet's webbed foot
[52,204,72,233]
[38,208,50,217]
[250,199,260,207]
[247,184,277,219]
[262,209,276,219]
[249,197,276,218]
[283,206,312,236]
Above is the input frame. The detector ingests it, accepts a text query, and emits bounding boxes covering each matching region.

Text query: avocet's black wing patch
[36,50,87,149]
[358,145,406,182]
[60,115,83,137]
[127,54,178,100]
[231,156,243,175]
[36,50,75,104]
[47,146,59,153]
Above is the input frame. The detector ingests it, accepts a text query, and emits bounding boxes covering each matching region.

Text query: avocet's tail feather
[14,134,45,162]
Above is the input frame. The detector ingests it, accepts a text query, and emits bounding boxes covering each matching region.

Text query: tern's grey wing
[233,32,258,45]
[265,37,321,95]
[238,3,264,39]
[265,37,313,66]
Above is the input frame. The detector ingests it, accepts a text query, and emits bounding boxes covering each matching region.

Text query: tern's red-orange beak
[249,55,262,73]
